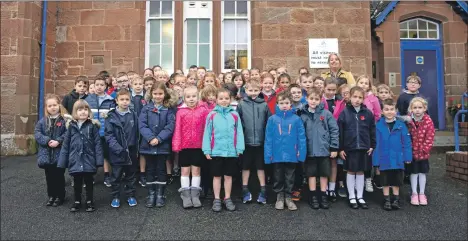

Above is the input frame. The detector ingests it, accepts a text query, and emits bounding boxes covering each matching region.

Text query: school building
[1,1,467,155]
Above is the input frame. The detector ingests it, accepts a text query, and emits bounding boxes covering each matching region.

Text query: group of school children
[34,64,435,213]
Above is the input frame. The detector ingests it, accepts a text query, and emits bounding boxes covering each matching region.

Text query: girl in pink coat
[172,86,210,209]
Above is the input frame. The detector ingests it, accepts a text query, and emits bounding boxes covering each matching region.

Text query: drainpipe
[38,0,48,120]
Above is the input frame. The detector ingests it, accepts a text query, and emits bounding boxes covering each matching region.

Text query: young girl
[88,83,95,95]
[143,68,154,78]
[223,83,239,110]
[224,72,233,84]
[377,84,394,109]
[199,85,218,111]
[260,73,277,114]
[139,82,176,208]
[265,91,306,211]
[241,69,250,83]
[407,97,435,206]
[34,94,68,207]
[187,73,198,87]
[197,71,220,89]
[334,84,350,198]
[233,72,246,99]
[202,88,245,212]
[58,100,103,212]
[276,73,291,92]
[313,76,325,93]
[154,70,169,84]
[338,86,376,209]
[172,86,210,208]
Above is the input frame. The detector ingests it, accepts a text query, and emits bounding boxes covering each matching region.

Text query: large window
[185,19,211,69]
[146,1,174,70]
[399,18,439,40]
[222,1,250,71]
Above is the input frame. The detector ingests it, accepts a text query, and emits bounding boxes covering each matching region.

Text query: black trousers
[273,163,296,196]
[110,147,138,199]
[293,163,304,190]
[44,165,65,199]
[201,159,212,191]
[145,154,168,184]
[73,173,95,202]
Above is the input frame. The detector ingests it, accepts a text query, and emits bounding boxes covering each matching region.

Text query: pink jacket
[364,93,381,122]
[322,97,347,120]
[198,100,216,111]
[172,103,210,152]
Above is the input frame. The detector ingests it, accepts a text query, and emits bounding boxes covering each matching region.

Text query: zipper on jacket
[355,113,360,149]
[252,102,256,143]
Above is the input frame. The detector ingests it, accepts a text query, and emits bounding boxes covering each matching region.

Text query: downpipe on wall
[38,0,48,119]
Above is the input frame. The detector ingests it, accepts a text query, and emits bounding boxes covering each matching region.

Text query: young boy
[173,74,187,89]
[62,76,89,114]
[276,73,291,92]
[105,89,140,208]
[237,80,272,204]
[265,91,306,211]
[396,75,422,117]
[299,87,339,210]
[289,84,306,112]
[130,76,145,117]
[313,76,325,93]
[84,76,116,187]
[144,76,155,93]
[110,72,130,98]
[373,99,412,211]
[250,68,261,79]
[300,73,314,96]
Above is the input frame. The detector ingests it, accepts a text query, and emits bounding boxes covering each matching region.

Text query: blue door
[402,49,439,127]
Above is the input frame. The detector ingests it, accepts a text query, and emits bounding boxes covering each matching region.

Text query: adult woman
[321,53,355,87]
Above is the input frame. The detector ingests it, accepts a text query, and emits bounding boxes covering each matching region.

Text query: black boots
[146,184,156,208]
[155,184,166,208]
[383,195,401,210]
[383,196,392,211]
[320,192,329,209]
[308,191,319,209]
[391,195,401,210]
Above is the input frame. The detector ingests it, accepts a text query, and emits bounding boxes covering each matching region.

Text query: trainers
[419,194,428,206]
[52,197,64,207]
[127,197,137,207]
[212,199,222,212]
[111,198,120,208]
[291,190,301,201]
[275,193,285,210]
[337,186,347,198]
[365,178,373,192]
[139,176,147,187]
[46,197,54,206]
[104,176,111,188]
[85,201,96,212]
[328,190,337,203]
[70,201,81,212]
[285,197,298,211]
[257,191,267,204]
[242,190,252,204]
[224,198,236,211]
[410,194,419,206]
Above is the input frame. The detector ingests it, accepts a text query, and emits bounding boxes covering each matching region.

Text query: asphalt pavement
[1,154,467,240]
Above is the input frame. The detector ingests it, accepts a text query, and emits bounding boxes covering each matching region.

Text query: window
[145,1,174,70]
[222,1,250,71]
[399,18,439,40]
[184,1,212,70]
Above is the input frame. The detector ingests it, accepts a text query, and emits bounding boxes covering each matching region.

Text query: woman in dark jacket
[34,94,68,207]
[58,100,103,212]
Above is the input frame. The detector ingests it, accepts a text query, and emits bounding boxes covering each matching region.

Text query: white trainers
[365,178,374,192]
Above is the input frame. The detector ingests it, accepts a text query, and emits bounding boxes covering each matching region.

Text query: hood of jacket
[213,105,235,115]
[242,96,265,104]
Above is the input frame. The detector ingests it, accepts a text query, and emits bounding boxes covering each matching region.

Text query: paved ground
[1,154,467,240]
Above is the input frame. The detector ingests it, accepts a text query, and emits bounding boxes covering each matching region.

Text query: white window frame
[145,1,175,71]
[221,1,251,73]
[183,2,213,72]
[399,18,439,40]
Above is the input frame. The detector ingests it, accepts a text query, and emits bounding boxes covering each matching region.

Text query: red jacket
[261,91,277,114]
[172,103,210,152]
[407,114,435,161]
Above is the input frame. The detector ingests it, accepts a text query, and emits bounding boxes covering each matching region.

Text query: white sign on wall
[308,38,339,69]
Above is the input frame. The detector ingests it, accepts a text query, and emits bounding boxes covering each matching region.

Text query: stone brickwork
[251,1,373,79]
[446,151,468,183]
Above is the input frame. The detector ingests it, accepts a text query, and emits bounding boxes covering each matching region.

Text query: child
[143,68,154,78]
[58,100,103,212]
[62,76,89,114]
[105,89,140,208]
[313,76,325,93]
[144,77,155,93]
[276,73,291,92]
[333,84,351,120]
[173,84,184,107]
[299,87,339,209]
[127,71,138,85]
[376,84,394,110]
[299,67,309,75]
[154,70,169,84]
[152,65,162,73]
[237,80,272,204]
[397,75,423,116]
[300,73,314,96]
[232,72,246,99]
[88,83,95,95]
[84,76,116,187]
[187,72,198,86]
[172,86,210,208]
[265,91,306,211]
[289,84,307,112]
[338,86,376,209]
[199,85,218,111]
[241,69,250,83]
[197,71,220,89]
[356,75,381,193]
[224,72,233,83]
[202,88,245,212]
[250,68,261,79]
[223,83,239,110]
[130,76,146,116]
[197,66,206,81]
[106,76,116,96]
[139,81,176,208]
[373,99,412,211]
[173,74,187,89]
[259,73,277,115]
[34,94,67,207]
[407,97,435,206]
[268,68,277,81]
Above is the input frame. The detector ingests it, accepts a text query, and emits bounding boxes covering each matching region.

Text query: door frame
[400,40,445,130]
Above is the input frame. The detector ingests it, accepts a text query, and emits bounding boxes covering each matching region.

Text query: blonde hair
[198,71,220,89]
[44,94,68,117]
[327,53,342,65]
[154,70,169,79]
[337,84,350,95]
[72,99,93,120]
[200,84,218,102]
[408,97,428,114]
[356,75,376,93]
[183,86,198,97]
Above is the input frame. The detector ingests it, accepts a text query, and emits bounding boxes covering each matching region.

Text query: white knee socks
[410,174,419,194]
[418,173,426,194]
[192,176,201,188]
[328,182,336,192]
[347,174,356,200]
[181,176,190,188]
[356,174,364,199]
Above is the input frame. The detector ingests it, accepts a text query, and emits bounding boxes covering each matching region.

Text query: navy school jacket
[105,109,140,165]
[337,104,376,152]
[139,101,176,155]
[34,116,67,168]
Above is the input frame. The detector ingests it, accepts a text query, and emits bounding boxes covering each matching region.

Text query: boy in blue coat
[373,99,412,211]
[299,87,339,210]
[105,89,140,208]
[265,91,306,211]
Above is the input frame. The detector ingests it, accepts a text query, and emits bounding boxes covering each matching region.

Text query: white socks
[328,182,336,192]
[410,174,419,194]
[192,176,201,188]
[181,176,190,188]
[418,173,426,194]
[356,174,364,199]
[347,174,356,200]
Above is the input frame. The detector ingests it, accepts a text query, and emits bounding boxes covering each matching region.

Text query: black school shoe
[349,198,358,209]
[85,201,96,212]
[70,201,81,212]
[328,190,337,202]
[52,197,64,207]
[320,192,329,209]
[308,191,320,209]
[357,198,369,209]
[383,196,392,211]
[46,197,54,206]
[391,196,401,210]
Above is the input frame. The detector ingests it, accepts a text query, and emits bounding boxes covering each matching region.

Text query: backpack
[209,112,239,150]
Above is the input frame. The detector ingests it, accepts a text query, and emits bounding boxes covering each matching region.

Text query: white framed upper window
[183,1,213,71]
[399,18,439,40]
[145,1,174,71]
[221,1,251,72]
